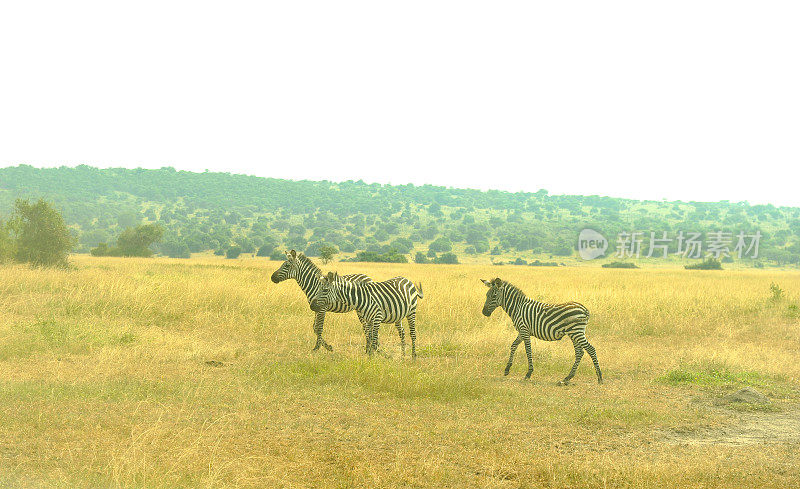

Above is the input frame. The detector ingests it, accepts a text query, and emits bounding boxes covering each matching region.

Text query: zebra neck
[336,282,366,309]
[501,288,530,318]
[295,268,322,301]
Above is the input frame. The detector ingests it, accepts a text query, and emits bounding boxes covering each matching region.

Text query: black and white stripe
[271,250,372,351]
[311,271,423,359]
[481,278,602,384]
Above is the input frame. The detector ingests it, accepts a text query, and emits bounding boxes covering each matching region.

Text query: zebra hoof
[557,380,569,386]
[323,343,333,352]
[524,372,532,380]
[503,367,511,376]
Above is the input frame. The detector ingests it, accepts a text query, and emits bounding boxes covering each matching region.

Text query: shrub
[269,249,285,261]
[90,243,110,257]
[685,258,723,270]
[602,261,639,269]
[226,246,243,259]
[530,260,559,267]
[770,282,784,301]
[354,250,407,263]
[414,252,429,264]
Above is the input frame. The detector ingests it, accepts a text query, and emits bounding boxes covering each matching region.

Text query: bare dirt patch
[662,388,800,445]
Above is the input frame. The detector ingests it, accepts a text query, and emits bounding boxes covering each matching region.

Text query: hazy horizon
[2,2,799,206]
[5,162,798,208]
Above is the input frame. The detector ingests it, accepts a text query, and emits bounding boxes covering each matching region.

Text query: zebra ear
[289,249,297,258]
[492,278,502,287]
[481,279,492,287]
[326,271,335,281]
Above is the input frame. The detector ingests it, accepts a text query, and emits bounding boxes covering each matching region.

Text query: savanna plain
[1,256,799,488]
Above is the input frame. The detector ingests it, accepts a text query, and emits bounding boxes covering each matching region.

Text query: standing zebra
[271,250,372,351]
[310,271,422,359]
[480,278,602,384]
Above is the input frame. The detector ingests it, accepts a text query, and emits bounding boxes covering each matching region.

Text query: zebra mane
[501,281,529,303]
[297,254,323,277]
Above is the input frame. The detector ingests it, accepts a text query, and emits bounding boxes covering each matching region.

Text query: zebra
[480,278,602,385]
[271,250,372,351]
[310,271,422,359]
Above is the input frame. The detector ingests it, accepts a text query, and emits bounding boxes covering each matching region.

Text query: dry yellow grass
[1,256,799,488]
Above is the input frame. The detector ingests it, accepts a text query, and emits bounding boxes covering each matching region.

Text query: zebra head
[310,271,339,312]
[271,250,301,283]
[481,278,504,316]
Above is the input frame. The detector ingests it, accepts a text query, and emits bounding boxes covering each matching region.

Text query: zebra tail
[416,282,424,300]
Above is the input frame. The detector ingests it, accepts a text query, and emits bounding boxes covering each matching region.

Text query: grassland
[1,256,799,488]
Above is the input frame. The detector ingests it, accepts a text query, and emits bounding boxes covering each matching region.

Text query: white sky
[1,2,799,206]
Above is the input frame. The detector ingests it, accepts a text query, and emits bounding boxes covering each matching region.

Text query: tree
[117,211,140,229]
[414,252,429,264]
[257,244,275,257]
[226,246,243,259]
[8,199,75,267]
[116,224,164,257]
[389,237,413,254]
[319,245,339,264]
[0,218,13,263]
[433,252,459,264]
[160,240,191,258]
[428,237,452,253]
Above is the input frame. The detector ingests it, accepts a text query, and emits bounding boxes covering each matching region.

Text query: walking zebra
[271,250,372,351]
[480,278,602,384]
[310,271,422,359]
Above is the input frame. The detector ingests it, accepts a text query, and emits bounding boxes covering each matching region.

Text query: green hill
[1,164,798,266]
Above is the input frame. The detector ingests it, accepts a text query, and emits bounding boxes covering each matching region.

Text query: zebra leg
[585,339,603,384]
[395,321,406,357]
[312,311,332,351]
[505,334,522,376]
[523,336,534,379]
[559,335,585,386]
[369,319,381,355]
[363,321,373,354]
[407,313,417,360]
[358,312,379,350]
[364,311,382,356]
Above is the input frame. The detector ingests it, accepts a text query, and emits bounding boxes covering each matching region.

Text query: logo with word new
[578,229,608,260]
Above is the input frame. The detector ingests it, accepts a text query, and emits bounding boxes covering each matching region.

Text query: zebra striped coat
[310,271,423,358]
[271,250,372,351]
[481,278,602,384]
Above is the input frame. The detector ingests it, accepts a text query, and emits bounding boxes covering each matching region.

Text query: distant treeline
[1,165,799,266]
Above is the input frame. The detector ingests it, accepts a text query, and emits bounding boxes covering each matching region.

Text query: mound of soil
[722,387,770,405]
